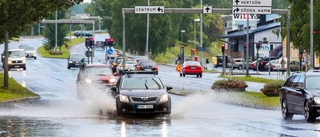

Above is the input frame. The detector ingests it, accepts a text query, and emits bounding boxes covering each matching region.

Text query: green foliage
[212,79,248,92]
[260,81,284,97]
[0,0,83,42]
[220,75,285,84]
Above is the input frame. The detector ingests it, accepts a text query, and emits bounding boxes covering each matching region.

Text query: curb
[0,96,41,105]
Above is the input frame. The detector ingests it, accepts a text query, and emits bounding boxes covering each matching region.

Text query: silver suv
[228,58,247,70]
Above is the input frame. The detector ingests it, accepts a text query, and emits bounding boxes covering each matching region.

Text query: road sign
[85,50,92,57]
[107,48,113,55]
[232,7,272,14]
[233,14,260,20]
[135,6,164,14]
[203,6,212,14]
[196,46,208,51]
[233,0,272,7]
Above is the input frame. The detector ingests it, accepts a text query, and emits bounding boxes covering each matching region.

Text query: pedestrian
[176,54,181,64]
[280,57,286,79]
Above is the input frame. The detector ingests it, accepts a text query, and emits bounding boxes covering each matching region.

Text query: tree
[44,10,69,50]
[0,0,84,42]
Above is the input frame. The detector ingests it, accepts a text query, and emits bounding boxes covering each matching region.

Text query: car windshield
[121,77,163,89]
[8,50,25,58]
[185,61,200,66]
[24,47,35,51]
[306,76,320,89]
[141,61,156,66]
[125,60,136,64]
[70,54,86,60]
[84,66,112,76]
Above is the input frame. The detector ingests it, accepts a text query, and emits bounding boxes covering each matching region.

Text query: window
[290,75,301,89]
[306,76,320,89]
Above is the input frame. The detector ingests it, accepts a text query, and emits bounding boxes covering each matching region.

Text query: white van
[2,49,26,70]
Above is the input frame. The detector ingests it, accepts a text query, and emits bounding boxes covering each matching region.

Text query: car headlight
[159,94,168,103]
[84,78,92,83]
[22,60,26,63]
[314,96,320,104]
[119,94,129,102]
[109,78,116,83]
[68,61,72,63]
[8,60,12,64]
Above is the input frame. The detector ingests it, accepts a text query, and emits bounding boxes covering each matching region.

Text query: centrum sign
[135,6,164,14]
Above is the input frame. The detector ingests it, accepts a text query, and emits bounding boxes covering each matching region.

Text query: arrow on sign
[235,0,240,5]
[233,8,239,13]
[157,7,163,12]
[205,7,210,13]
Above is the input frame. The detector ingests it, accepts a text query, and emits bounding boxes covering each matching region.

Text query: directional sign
[196,46,208,51]
[232,7,272,14]
[135,6,164,14]
[203,6,212,14]
[233,0,272,7]
[107,48,113,55]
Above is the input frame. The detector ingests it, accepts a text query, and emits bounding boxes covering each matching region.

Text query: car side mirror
[166,86,173,91]
[111,87,118,93]
[296,87,305,93]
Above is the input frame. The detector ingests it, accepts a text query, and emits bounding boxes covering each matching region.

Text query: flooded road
[1,36,320,136]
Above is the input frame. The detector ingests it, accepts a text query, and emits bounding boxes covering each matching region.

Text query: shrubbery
[212,79,248,92]
[260,81,284,97]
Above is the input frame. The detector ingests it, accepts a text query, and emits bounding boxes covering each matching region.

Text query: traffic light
[89,37,94,48]
[221,43,225,53]
[108,38,114,47]
[256,42,261,50]
[230,44,234,51]
[243,43,247,49]
[299,48,303,59]
[85,38,90,49]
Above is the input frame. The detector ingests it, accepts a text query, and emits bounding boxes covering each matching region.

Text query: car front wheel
[238,65,243,70]
[305,101,316,122]
[281,98,293,120]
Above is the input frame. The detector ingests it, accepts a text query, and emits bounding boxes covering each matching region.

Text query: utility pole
[200,0,203,66]
[246,15,249,76]
[146,0,150,59]
[4,30,9,88]
[310,0,314,69]
[55,10,58,50]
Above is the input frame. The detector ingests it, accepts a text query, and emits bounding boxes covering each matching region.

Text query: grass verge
[37,37,85,59]
[0,73,39,102]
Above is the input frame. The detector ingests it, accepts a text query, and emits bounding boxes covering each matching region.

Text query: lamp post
[181,30,185,42]
[194,19,200,48]
[310,0,314,69]
[146,0,150,59]
[200,0,203,66]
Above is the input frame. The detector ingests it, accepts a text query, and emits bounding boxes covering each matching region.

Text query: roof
[220,22,280,38]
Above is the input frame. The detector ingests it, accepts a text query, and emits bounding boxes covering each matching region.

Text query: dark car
[110,71,172,115]
[67,53,87,69]
[76,63,118,99]
[280,72,320,122]
[136,60,158,75]
[95,41,105,50]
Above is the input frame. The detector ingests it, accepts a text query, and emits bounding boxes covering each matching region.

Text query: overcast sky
[83,0,91,3]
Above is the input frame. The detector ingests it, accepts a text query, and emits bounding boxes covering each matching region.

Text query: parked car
[228,58,251,70]
[110,71,172,115]
[76,63,118,99]
[136,60,158,75]
[253,57,278,71]
[280,72,320,122]
[215,55,231,68]
[264,60,279,71]
[67,53,87,69]
[24,46,37,59]
[180,61,203,78]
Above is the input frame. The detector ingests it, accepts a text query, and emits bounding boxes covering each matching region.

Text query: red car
[180,61,203,78]
[76,63,119,99]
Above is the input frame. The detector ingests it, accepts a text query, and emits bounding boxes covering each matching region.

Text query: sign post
[232,0,273,76]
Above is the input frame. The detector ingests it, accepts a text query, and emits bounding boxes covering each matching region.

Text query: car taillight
[113,62,117,67]
[154,66,158,70]
[234,61,236,64]
[137,66,142,70]
[260,62,263,65]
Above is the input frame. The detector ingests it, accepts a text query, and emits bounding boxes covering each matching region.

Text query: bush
[49,50,63,55]
[260,81,284,97]
[212,79,248,92]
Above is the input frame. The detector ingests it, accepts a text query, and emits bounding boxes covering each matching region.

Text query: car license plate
[136,105,153,109]
[191,67,196,69]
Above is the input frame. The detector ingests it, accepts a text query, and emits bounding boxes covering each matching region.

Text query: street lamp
[181,30,185,42]
[194,19,200,48]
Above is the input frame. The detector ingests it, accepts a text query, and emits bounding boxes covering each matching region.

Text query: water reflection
[118,115,171,137]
